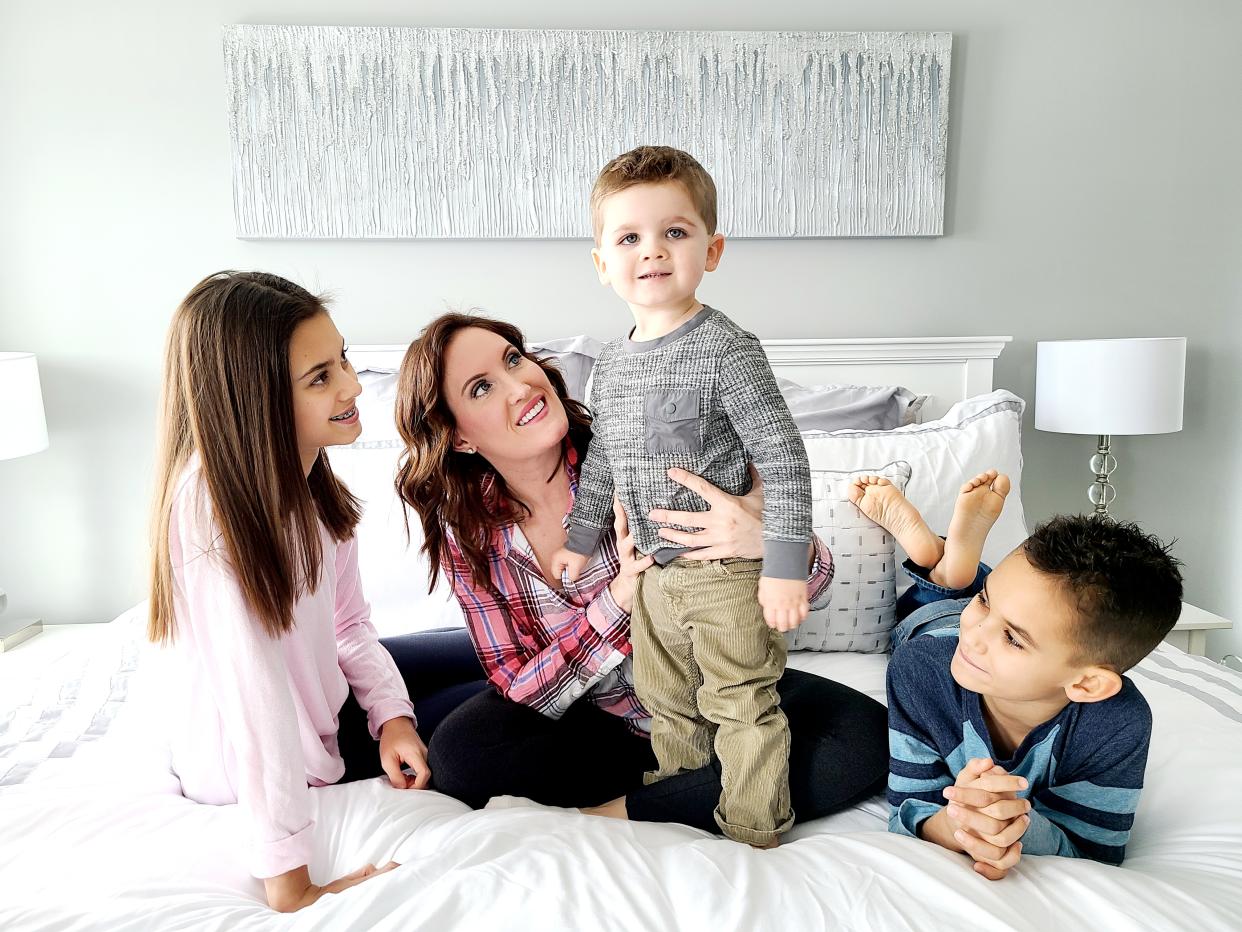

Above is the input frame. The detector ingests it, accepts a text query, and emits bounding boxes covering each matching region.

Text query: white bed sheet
[2,607,1240,931]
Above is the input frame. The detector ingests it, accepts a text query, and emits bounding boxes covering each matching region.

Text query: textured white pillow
[787,461,912,653]
[800,390,1029,599]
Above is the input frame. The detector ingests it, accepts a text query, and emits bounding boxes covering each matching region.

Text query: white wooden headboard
[350,336,1011,420]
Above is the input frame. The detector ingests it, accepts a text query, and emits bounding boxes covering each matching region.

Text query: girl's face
[441,326,568,469]
[289,312,362,473]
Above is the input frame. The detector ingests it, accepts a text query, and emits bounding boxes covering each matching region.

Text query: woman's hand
[378,716,431,790]
[648,465,765,561]
[265,862,399,912]
[608,497,655,613]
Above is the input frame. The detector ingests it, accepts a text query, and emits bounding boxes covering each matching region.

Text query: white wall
[2,1,1239,659]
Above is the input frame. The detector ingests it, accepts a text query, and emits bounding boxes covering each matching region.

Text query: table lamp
[1035,337,1185,518]
[0,352,49,650]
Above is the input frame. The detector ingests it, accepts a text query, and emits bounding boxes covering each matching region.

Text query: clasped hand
[939,757,1031,880]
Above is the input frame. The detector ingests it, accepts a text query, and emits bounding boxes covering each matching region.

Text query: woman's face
[441,326,569,468]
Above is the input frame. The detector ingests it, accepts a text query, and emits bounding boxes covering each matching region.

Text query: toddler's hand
[757,576,809,632]
[608,496,654,613]
[551,547,591,585]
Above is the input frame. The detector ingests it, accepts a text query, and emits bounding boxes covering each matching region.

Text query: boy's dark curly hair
[1023,515,1184,672]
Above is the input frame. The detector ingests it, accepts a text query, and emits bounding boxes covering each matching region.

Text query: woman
[394,313,888,835]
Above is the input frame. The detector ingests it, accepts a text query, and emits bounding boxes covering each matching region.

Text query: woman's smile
[516,395,547,426]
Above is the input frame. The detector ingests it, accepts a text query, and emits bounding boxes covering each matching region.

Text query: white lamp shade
[0,353,50,460]
[1035,338,1185,435]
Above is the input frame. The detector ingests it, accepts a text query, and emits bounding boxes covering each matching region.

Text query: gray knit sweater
[565,307,812,580]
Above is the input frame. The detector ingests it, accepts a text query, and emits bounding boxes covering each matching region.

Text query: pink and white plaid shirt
[442,451,835,735]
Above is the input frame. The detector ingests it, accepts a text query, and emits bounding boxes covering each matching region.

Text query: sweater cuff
[566,522,607,557]
[890,798,941,839]
[368,699,417,740]
[250,821,315,879]
[762,538,811,580]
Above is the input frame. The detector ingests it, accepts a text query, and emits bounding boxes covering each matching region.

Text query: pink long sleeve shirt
[162,461,414,878]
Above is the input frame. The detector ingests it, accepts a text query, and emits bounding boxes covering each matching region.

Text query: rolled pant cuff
[714,811,794,846]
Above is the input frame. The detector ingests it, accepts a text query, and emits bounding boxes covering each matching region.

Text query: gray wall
[3,1,1239,658]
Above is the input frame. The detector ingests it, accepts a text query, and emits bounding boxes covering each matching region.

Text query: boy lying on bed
[847,470,1183,880]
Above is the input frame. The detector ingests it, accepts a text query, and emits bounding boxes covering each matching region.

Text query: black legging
[427,664,889,832]
[336,627,490,783]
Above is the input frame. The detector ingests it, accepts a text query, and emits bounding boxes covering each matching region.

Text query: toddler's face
[951,549,1087,703]
[591,181,724,316]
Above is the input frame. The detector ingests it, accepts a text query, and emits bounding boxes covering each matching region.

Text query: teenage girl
[147,271,484,912]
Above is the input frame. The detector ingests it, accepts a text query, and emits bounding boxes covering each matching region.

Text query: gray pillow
[529,335,605,403]
[530,336,920,430]
[777,378,920,431]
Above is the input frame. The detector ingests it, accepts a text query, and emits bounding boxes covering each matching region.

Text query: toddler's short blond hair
[590,146,718,242]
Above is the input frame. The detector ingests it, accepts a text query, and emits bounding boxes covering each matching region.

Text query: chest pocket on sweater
[644,389,702,454]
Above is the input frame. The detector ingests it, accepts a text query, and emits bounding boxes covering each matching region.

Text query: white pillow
[800,390,1029,598]
[327,370,464,637]
[787,461,911,653]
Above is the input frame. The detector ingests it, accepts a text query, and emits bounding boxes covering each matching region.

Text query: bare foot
[580,797,628,820]
[934,470,1011,590]
[847,475,943,570]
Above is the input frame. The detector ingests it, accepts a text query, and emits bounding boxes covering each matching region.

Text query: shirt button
[664,402,677,416]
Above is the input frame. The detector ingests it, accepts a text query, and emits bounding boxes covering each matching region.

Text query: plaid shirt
[442,450,835,735]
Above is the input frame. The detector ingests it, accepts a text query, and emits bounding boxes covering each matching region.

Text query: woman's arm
[645,465,833,602]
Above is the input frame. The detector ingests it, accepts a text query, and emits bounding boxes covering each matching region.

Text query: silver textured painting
[224,26,951,239]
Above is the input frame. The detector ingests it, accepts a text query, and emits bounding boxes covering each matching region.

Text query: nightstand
[1166,603,1233,657]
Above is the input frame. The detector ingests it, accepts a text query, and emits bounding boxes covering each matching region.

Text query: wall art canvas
[224,26,951,239]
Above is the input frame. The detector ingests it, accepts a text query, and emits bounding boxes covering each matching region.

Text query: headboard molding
[349,336,1012,421]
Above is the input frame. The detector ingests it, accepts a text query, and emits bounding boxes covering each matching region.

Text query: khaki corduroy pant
[631,557,793,845]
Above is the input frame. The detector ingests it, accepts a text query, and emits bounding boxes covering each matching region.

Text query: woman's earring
[467,447,476,454]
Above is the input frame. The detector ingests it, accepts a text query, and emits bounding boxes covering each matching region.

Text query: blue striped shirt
[886,626,1151,865]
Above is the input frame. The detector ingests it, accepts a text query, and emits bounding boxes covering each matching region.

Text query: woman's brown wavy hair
[394,313,593,594]
[148,271,361,643]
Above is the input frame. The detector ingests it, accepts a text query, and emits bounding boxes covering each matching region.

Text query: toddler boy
[553,146,816,847]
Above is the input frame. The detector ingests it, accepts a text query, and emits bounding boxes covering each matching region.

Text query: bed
[2,335,1239,931]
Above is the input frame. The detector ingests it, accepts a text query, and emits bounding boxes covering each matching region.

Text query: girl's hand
[608,497,654,613]
[265,862,399,912]
[650,465,764,560]
[378,716,431,790]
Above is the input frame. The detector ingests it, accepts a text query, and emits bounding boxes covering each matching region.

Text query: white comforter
[2,608,1240,931]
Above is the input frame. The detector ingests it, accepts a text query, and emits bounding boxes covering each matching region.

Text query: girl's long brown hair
[148,271,361,643]
[394,313,593,594]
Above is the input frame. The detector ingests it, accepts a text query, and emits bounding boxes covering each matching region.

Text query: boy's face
[591,181,725,316]
[952,549,1091,704]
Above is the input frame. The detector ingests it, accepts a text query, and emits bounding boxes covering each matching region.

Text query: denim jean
[890,558,991,653]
